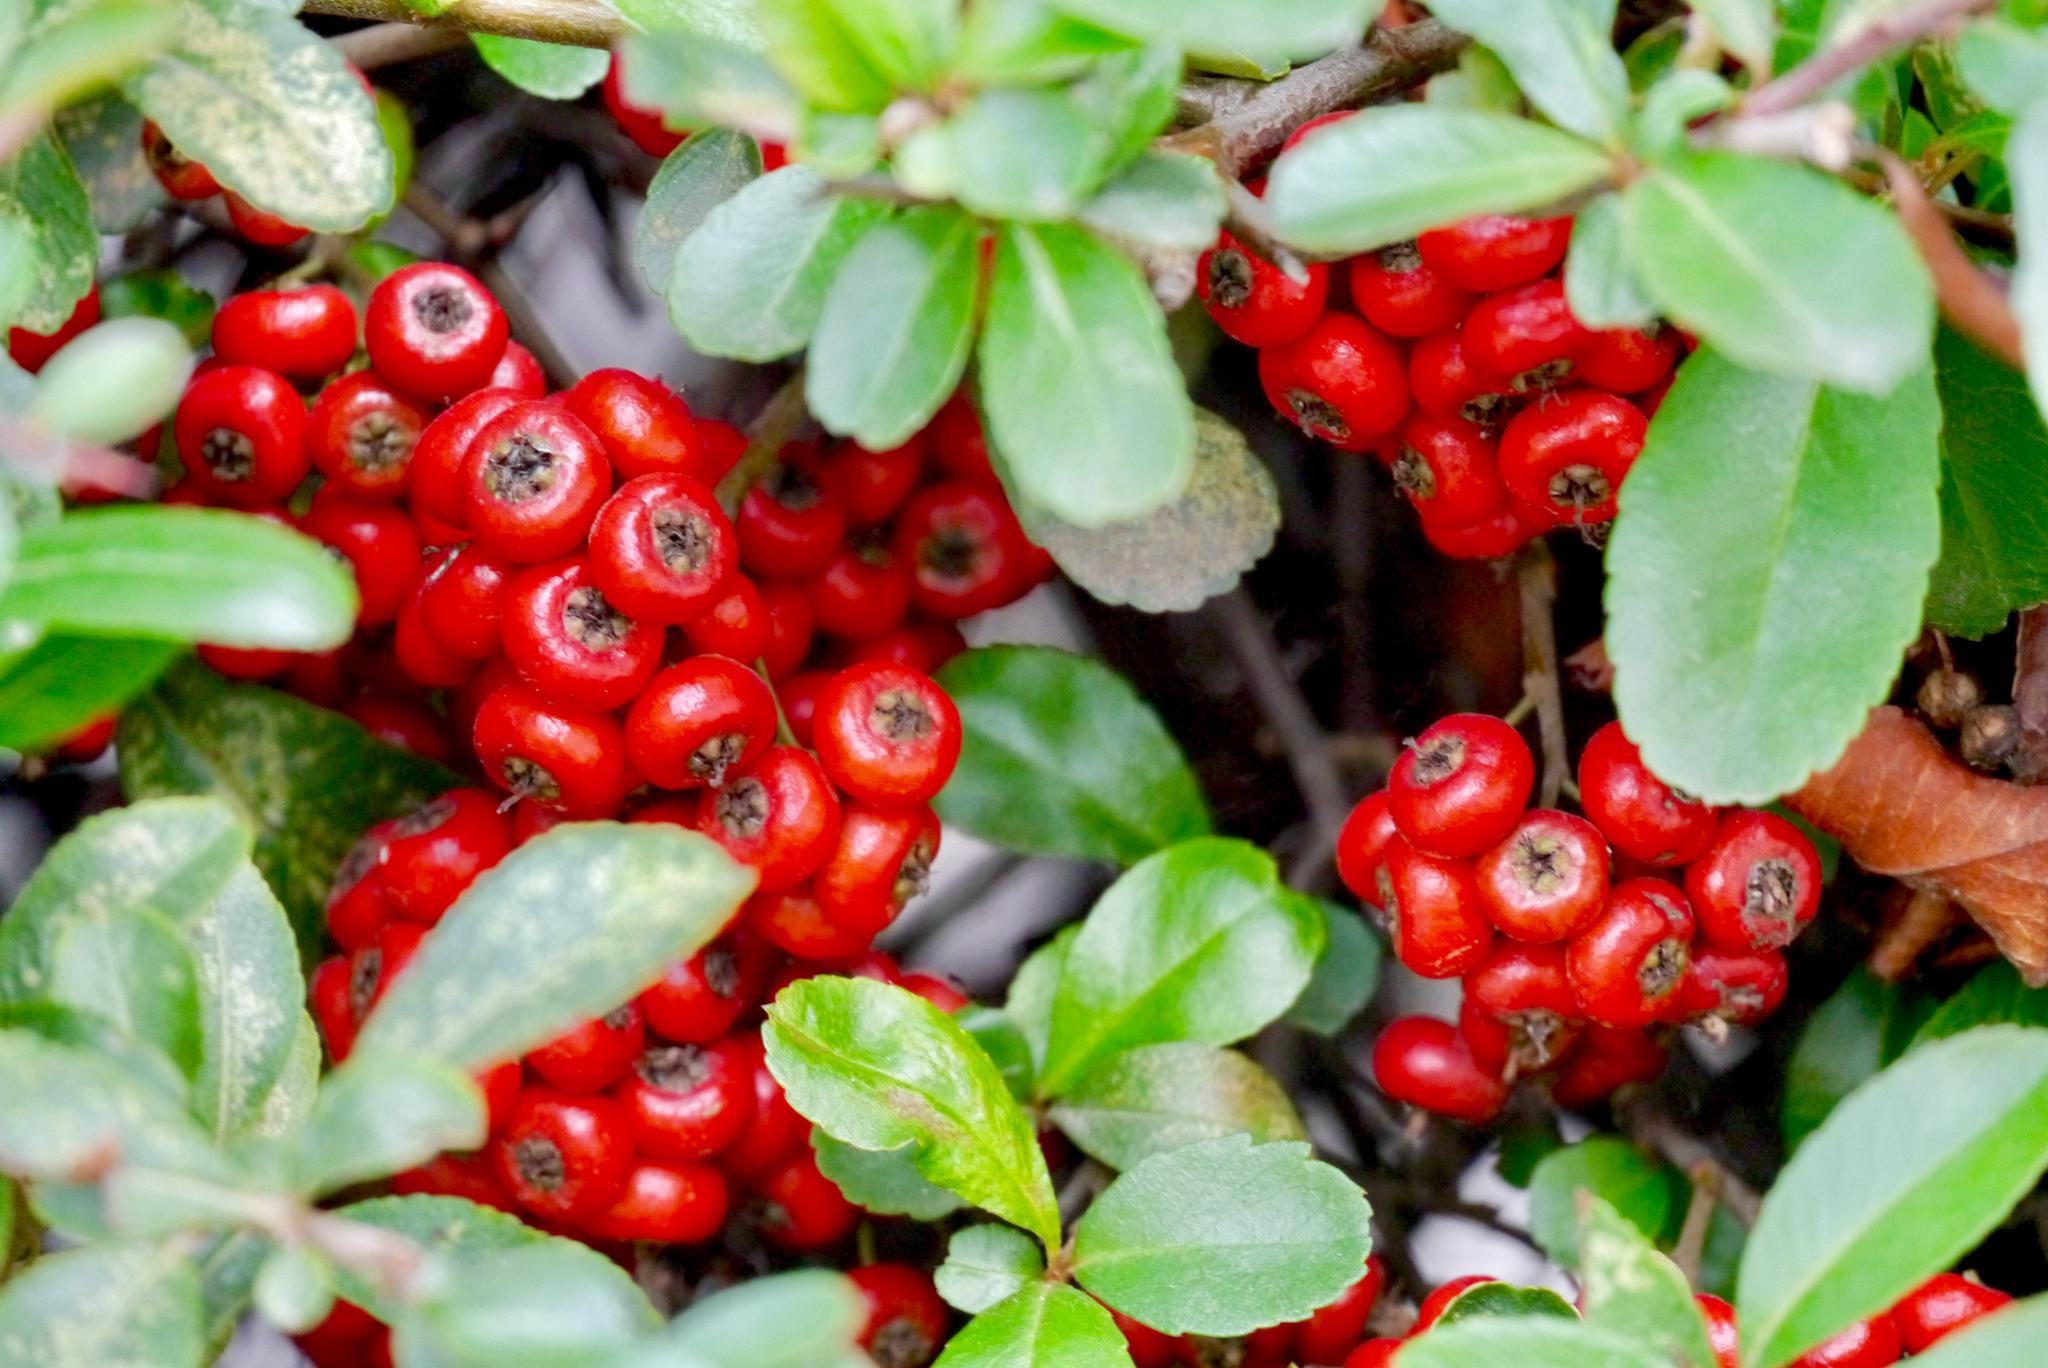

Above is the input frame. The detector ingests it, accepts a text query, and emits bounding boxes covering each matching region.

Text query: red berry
[211,285,356,380]
[1463,941,1580,1073]
[897,970,968,1013]
[814,438,925,526]
[1697,1294,1741,1368]
[1108,1306,1182,1368]
[1372,1016,1506,1122]
[694,418,749,483]
[1416,215,1571,293]
[225,194,309,250]
[394,591,479,689]
[738,467,848,580]
[139,121,219,201]
[585,474,736,624]
[472,681,635,817]
[1278,108,1355,154]
[1414,1276,1497,1333]
[7,284,99,373]
[1499,390,1645,530]
[1379,837,1493,979]
[751,1147,858,1250]
[1391,414,1508,527]
[1293,1257,1387,1365]
[1577,722,1719,866]
[1197,232,1329,348]
[1892,1274,2013,1353]
[301,493,424,628]
[1475,808,1611,943]
[174,365,311,507]
[1550,1024,1668,1107]
[1386,713,1535,858]
[462,402,613,563]
[1685,811,1823,954]
[764,580,820,676]
[392,1152,517,1215]
[1578,327,1680,393]
[409,388,523,529]
[809,538,913,639]
[307,371,432,500]
[489,341,548,398]
[849,1264,948,1368]
[815,804,939,929]
[195,639,294,682]
[696,746,842,891]
[812,662,962,807]
[625,656,778,791]
[1419,501,1537,560]
[476,1060,522,1134]
[1462,279,1595,388]
[893,480,1034,620]
[347,921,425,1034]
[1335,790,1399,905]
[834,620,969,676]
[415,544,514,660]
[724,1031,808,1181]
[365,262,509,402]
[587,1160,729,1243]
[490,1089,634,1224]
[1408,328,1511,427]
[618,1036,756,1161]
[928,391,995,482]
[381,788,514,925]
[562,368,709,482]
[1343,1340,1403,1368]
[529,1005,645,1093]
[1677,947,1789,1028]
[683,575,770,663]
[1565,878,1694,1027]
[500,558,661,711]
[1350,241,1472,338]
[309,954,358,1061]
[346,695,453,764]
[1787,1314,1901,1368]
[751,887,875,962]
[638,936,760,1044]
[1259,313,1409,451]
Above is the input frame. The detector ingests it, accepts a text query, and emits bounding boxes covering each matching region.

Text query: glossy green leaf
[28,316,191,444]
[1050,1042,1305,1171]
[1396,1317,1666,1368]
[1927,327,2048,636]
[1047,0,1376,62]
[2008,105,2048,434]
[1578,1194,1721,1368]
[299,1051,485,1194]
[48,902,201,1078]
[1782,968,1934,1151]
[123,0,392,229]
[1072,1135,1372,1336]
[0,0,174,120]
[807,206,979,451]
[663,1269,869,1368]
[1284,900,1381,1035]
[812,1130,962,1220]
[1904,1294,2048,1368]
[54,94,164,234]
[1039,838,1321,1097]
[1077,151,1226,253]
[959,1005,1035,1100]
[0,130,95,332]
[936,1224,1045,1315]
[933,1282,1135,1368]
[1563,192,1655,330]
[634,129,761,298]
[360,823,755,1070]
[1623,153,1934,393]
[668,166,888,362]
[978,221,1194,528]
[1005,927,1073,1070]
[99,268,215,346]
[1014,409,1279,613]
[117,664,460,946]
[0,634,180,752]
[1267,106,1614,257]
[472,34,608,98]
[934,645,1210,865]
[1529,1138,1683,1269]
[1914,962,2048,1048]
[1426,0,1630,143]
[1606,350,1942,803]
[0,1240,203,1368]
[1736,1026,2048,1368]
[398,1240,663,1363]
[764,975,1060,1249]
[1435,1282,1579,1324]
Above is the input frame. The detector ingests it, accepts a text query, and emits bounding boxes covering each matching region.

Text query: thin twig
[331,20,470,68]
[1622,1105,1762,1227]
[714,369,810,515]
[303,0,623,46]
[1213,587,1352,854]
[1871,887,1960,981]
[1222,177,1312,278]
[1740,0,1998,119]
[1518,544,1570,809]
[1671,1165,1719,1287]
[1879,152,2024,368]
[2011,604,2048,783]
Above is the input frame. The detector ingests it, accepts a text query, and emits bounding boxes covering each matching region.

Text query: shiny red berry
[211,285,357,380]
[1386,713,1535,858]
[1697,1294,1741,1368]
[1577,722,1719,866]
[725,1032,809,1181]
[893,480,1034,621]
[750,1147,859,1250]
[1892,1274,2013,1353]
[472,681,635,818]
[1499,390,1645,529]
[174,365,310,507]
[1259,312,1410,452]
[1578,327,1680,393]
[696,746,842,891]
[587,1160,729,1243]
[489,341,548,398]
[1550,1024,1668,1108]
[1462,279,1595,388]
[140,120,219,200]
[618,1036,756,1161]
[1419,501,1538,560]
[814,438,925,526]
[848,1264,948,1368]
[815,804,940,931]
[1197,232,1329,348]
[809,538,912,639]
[1566,878,1695,1027]
[307,371,431,500]
[683,575,770,663]
[490,1089,634,1224]
[1293,1257,1387,1365]
[1391,414,1508,527]
[529,1005,645,1093]
[1475,808,1611,943]
[1677,947,1789,1028]
[563,367,710,482]
[929,390,995,482]
[415,544,514,660]
[500,558,661,711]
[365,262,508,402]
[225,194,309,250]
[625,655,778,791]
[381,788,514,925]
[1685,812,1823,953]
[1787,1314,1901,1368]
[1350,241,1471,338]
[6,284,98,373]
[812,662,962,807]
[1463,941,1580,1073]
[301,492,424,628]
[1343,1340,1403,1368]
[586,474,736,625]
[1416,215,1571,293]
[409,388,523,530]
[1379,837,1493,979]
[1371,1016,1507,1123]
[462,402,613,563]
[1408,328,1511,427]
[738,467,848,580]
[1335,790,1399,906]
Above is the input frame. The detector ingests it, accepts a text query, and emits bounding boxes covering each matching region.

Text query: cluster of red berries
[1108,1258,1390,1367]
[1201,135,1678,559]
[1344,715,1823,1123]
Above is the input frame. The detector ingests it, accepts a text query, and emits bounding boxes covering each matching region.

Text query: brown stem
[1870,887,1960,981]
[2010,604,2048,784]
[1518,543,1570,808]
[714,369,811,515]
[1213,587,1352,864]
[1670,1164,1720,1287]
[303,0,622,46]
[1741,0,1997,119]
[1222,177,1313,278]
[1621,1103,1762,1226]
[332,21,471,68]
[1880,152,2025,368]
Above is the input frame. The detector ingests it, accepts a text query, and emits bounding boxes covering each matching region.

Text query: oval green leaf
[1577,1194,1721,1368]
[664,1268,869,1368]
[0,634,180,750]
[0,131,96,333]
[1426,0,1631,144]
[48,902,201,1079]
[471,34,608,99]
[1395,1317,1666,1368]
[812,1130,962,1221]
[634,129,762,299]
[933,1282,1135,1368]
[936,1224,1045,1315]
[1049,1042,1305,1171]
[0,1240,202,1368]
[28,315,192,445]
[1913,962,2048,1049]
[1928,324,2048,636]
[1284,900,1382,1035]
[298,1051,486,1195]
[1529,1138,1683,1269]
[1563,192,1656,330]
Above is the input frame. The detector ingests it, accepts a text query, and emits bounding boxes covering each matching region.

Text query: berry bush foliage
[18,0,2048,1366]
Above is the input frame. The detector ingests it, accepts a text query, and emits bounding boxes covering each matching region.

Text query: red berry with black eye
[1197,231,1329,348]
[416,544,514,660]
[1464,941,1580,1073]
[812,662,962,807]
[587,1160,729,1243]
[1371,1015,1507,1123]
[1336,790,1400,906]
[586,474,736,625]
[489,341,548,398]
[725,1032,808,1181]
[174,365,311,507]
[1463,279,1596,389]
[849,1264,947,1368]
[683,575,769,664]
[1499,390,1646,530]
[929,390,995,482]
[489,1090,634,1224]
[1686,812,1823,954]
[224,193,308,250]
[809,537,912,639]
[500,558,661,711]
[814,438,925,526]
[1457,991,1514,1078]
[815,804,940,929]
[1258,312,1410,452]
[307,371,432,500]
[310,955,358,1061]
[1378,837,1493,979]
[625,655,778,791]
[300,492,424,628]
[140,120,220,200]
[1293,1257,1387,1366]
[410,388,523,529]
[1391,414,1508,527]
[835,620,969,676]
[757,589,818,679]
[1408,329,1512,427]
[1678,947,1788,1028]
[1419,501,1537,561]
[1577,722,1719,866]
[366,262,509,402]
[1475,808,1611,943]
[738,466,848,580]
[696,746,842,891]
[618,1036,756,1161]
[562,368,707,482]
[1386,713,1535,858]
[1893,1274,2013,1352]
[472,681,635,818]
[1350,240,1472,338]
[380,788,514,925]
[462,402,613,563]
[1578,326,1680,394]
[349,921,425,1029]
[195,639,295,682]
[1566,878,1695,1027]
[1787,1315,1901,1368]
[639,936,758,1044]
[751,1147,859,1251]
[211,285,357,381]
[529,1005,645,1093]
[1416,214,1572,293]
[1550,1024,1668,1108]
[893,480,1032,621]
[1696,1294,1741,1368]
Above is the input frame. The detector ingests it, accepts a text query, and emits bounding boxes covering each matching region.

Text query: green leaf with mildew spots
[0,1239,203,1368]
[0,130,95,332]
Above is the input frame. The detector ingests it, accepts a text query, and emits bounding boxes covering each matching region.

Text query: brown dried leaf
[1787,706,2048,984]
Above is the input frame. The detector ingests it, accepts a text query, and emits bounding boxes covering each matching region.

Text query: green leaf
[0,1028,222,1182]
[1038,838,1321,1097]
[0,507,356,651]
[1072,1135,1372,1336]
[123,0,393,230]
[1049,1042,1305,1171]
[750,0,942,111]
[243,1011,319,1140]
[949,0,1136,86]
[978,221,1194,528]
[1425,0,1631,143]
[1047,0,1376,63]
[1435,1282,1579,1324]
[1284,900,1382,1035]
[1957,17,2048,114]
[1528,1138,1682,1269]
[116,662,461,947]
[1006,927,1073,1070]
[359,823,755,1070]
[1014,409,1279,613]
[1267,106,1615,257]
[1914,962,2048,1048]
[765,975,1059,1248]
[934,646,1209,864]
[634,129,761,299]
[99,268,216,346]
[1634,70,1736,158]
[0,0,174,121]
[933,1282,1136,1368]
[664,1269,869,1368]
[54,95,164,234]
[1077,150,1226,254]
[398,1240,663,1364]
[1577,1194,1721,1368]
[1564,192,1656,330]
[178,862,306,1141]
[472,34,608,98]
[253,1242,333,1334]
[1735,1026,2048,1368]
[1904,1294,2048,1368]
[1605,350,1942,803]
[48,901,201,1079]
[936,1223,1045,1315]
[617,27,796,139]
[1782,968,1934,1152]
[1622,153,1935,393]
[811,1130,963,1220]
[193,1231,267,1358]
[0,1240,203,1368]
[1926,327,2048,636]
[0,635,178,753]
[806,206,979,451]
[0,998,188,1110]
[2008,105,2048,432]
[29,316,191,444]
[958,1004,1036,1100]
[1692,0,1776,72]
[299,1051,486,1194]
[1396,1317,1667,1368]
[667,165,889,362]
[0,130,95,332]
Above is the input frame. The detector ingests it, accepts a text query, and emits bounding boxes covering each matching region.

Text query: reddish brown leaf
[1786,707,2048,985]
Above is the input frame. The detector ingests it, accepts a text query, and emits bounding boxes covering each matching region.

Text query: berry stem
[1879,152,2024,372]
[303,0,623,47]
[1670,1163,1720,1288]
[1870,887,1958,982]
[1517,543,1570,810]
